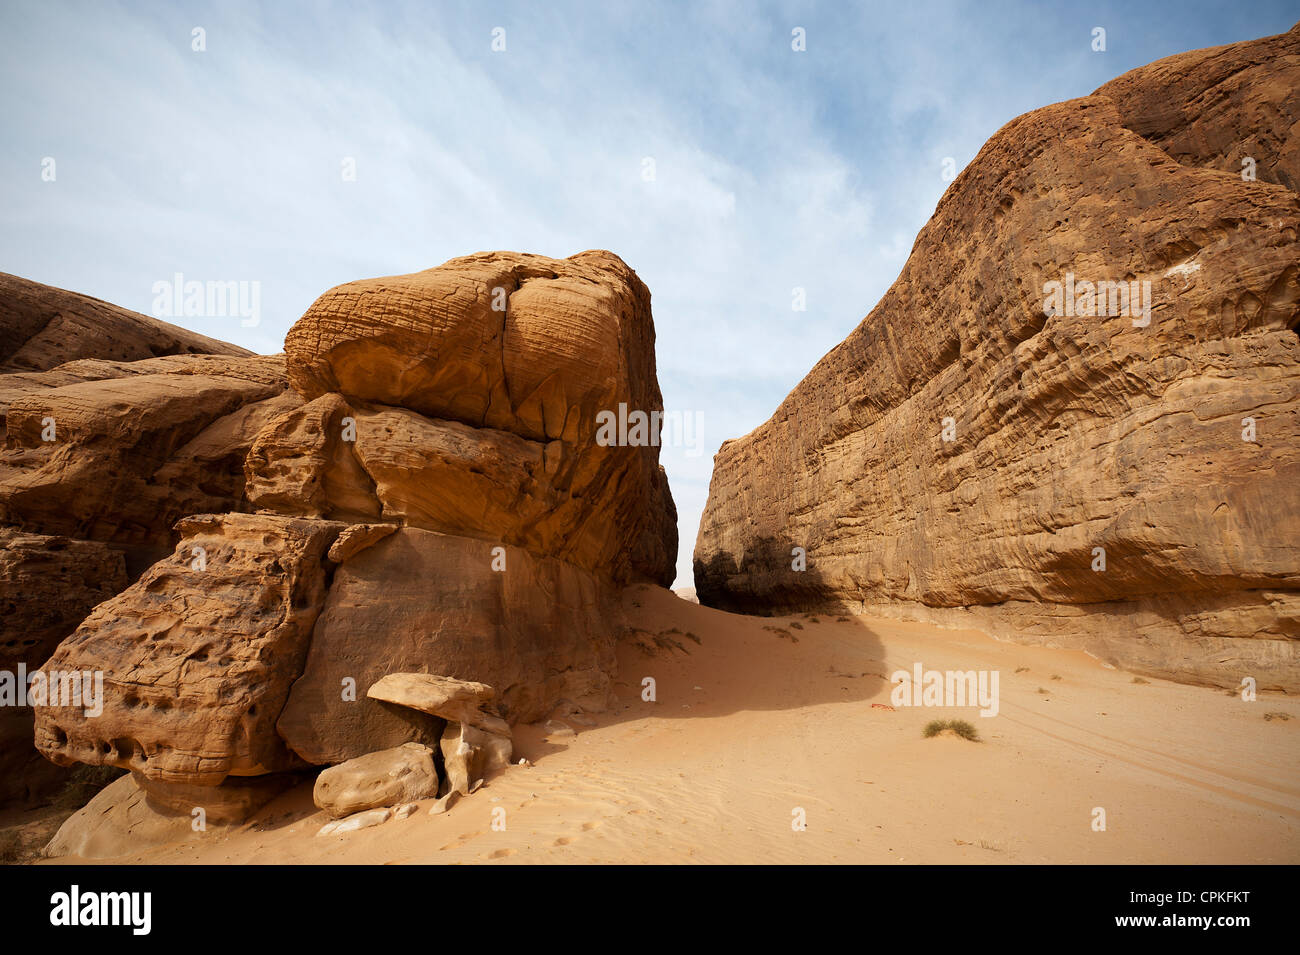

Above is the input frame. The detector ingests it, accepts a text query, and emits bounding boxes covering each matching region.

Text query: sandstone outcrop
[1094,24,1300,191]
[281,250,677,586]
[276,529,612,764]
[695,25,1300,689]
[29,250,676,846]
[0,530,127,802]
[43,774,201,860]
[34,513,343,785]
[0,279,290,808]
[0,353,299,567]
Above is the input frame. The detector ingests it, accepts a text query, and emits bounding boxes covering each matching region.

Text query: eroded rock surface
[281,250,677,586]
[366,673,506,733]
[26,250,676,839]
[277,528,611,763]
[439,721,512,797]
[0,353,299,565]
[33,513,343,785]
[0,279,286,808]
[312,743,438,819]
[695,25,1300,689]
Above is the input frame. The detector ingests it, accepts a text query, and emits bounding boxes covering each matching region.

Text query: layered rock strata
[695,25,1300,689]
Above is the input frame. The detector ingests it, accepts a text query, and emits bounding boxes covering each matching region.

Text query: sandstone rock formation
[43,774,201,860]
[276,529,612,764]
[281,250,677,586]
[312,743,439,819]
[439,721,512,797]
[0,353,299,569]
[0,530,127,803]
[695,24,1300,689]
[365,673,515,796]
[366,673,507,734]
[35,513,344,785]
[30,250,676,847]
[0,280,291,807]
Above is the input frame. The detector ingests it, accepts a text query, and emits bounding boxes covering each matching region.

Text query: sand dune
[40,585,1298,865]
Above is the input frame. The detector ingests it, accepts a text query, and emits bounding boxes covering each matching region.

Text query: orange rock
[695,25,1300,690]
[33,513,345,785]
[276,527,617,764]
[283,249,677,586]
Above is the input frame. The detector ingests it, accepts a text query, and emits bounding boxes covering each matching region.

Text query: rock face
[30,250,676,841]
[282,250,677,586]
[34,513,342,785]
[0,353,299,570]
[0,278,286,808]
[695,25,1300,689]
[276,529,614,764]
[0,271,251,373]
[0,530,127,802]
[0,529,127,675]
[1094,25,1300,192]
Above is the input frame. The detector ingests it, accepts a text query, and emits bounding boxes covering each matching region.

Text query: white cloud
[4,0,1290,585]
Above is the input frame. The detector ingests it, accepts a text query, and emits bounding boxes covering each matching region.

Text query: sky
[3,0,1297,586]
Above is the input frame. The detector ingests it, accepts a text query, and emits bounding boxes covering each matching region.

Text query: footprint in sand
[487,848,515,859]
[582,821,601,831]
[439,829,487,851]
[554,836,573,846]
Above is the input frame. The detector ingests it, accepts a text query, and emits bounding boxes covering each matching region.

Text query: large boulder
[312,743,439,819]
[32,513,344,785]
[282,250,677,586]
[25,250,676,835]
[695,25,1300,689]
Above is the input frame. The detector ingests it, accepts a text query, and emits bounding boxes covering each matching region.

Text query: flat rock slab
[367,673,509,736]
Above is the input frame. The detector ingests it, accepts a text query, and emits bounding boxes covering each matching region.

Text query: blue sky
[3,0,1297,585]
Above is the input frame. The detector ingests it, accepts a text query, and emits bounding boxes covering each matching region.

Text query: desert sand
[35,585,1297,865]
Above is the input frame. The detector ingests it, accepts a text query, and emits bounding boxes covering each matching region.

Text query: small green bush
[922,719,980,742]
